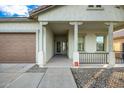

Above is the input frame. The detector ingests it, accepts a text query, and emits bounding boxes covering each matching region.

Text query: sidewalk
[38,68,77,88]
[2,65,77,88]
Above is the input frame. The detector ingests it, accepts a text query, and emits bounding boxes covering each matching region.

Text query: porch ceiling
[48,22,69,35]
[48,22,124,35]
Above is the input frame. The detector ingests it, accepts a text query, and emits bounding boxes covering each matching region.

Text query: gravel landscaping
[26,65,47,73]
[71,68,124,88]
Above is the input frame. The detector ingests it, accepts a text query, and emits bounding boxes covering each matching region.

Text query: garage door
[0,33,36,63]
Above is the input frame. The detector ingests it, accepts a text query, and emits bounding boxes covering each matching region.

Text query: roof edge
[0,17,37,22]
[29,5,56,18]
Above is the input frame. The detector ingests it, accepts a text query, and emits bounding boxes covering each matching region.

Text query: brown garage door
[0,33,36,63]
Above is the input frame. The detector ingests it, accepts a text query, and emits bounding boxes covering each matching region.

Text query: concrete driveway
[0,64,35,88]
[0,64,77,88]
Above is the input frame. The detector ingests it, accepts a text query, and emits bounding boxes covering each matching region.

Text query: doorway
[55,41,67,55]
[54,35,67,55]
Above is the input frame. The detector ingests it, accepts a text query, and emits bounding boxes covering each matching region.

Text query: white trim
[39,21,48,25]
[69,22,83,52]
[105,22,117,26]
[106,22,116,66]
[0,30,36,32]
[114,64,124,67]
[37,21,48,67]
[69,22,83,25]
[43,27,46,64]
[36,30,39,64]
[79,64,124,68]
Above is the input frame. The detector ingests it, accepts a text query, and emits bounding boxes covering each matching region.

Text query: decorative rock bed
[71,68,124,88]
[26,65,47,73]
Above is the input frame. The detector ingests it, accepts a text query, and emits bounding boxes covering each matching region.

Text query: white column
[74,23,78,52]
[36,29,39,64]
[37,22,48,67]
[70,22,83,66]
[106,22,116,66]
[68,29,74,59]
[43,27,46,64]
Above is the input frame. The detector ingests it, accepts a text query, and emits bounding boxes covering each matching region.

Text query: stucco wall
[85,33,96,52]
[38,5,124,21]
[0,22,39,32]
[45,27,54,62]
[114,38,124,51]
[68,29,108,59]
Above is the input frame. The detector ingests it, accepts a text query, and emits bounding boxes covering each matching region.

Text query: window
[88,5,94,8]
[87,5,103,10]
[96,36,105,51]
[115,6,121,9]
[78,36,85,51]
[96,5,101,8]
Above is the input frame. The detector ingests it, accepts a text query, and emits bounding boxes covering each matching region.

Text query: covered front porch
[37,21,124,67]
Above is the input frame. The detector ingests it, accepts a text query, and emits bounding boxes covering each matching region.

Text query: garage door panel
[0,33,36,63]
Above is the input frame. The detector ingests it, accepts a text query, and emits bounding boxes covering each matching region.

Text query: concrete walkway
[38,68,77,88]
[0,64,77,88]
[6,73,44,88]
[45,55,72,68]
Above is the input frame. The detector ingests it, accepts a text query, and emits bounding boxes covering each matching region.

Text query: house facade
[114,30,124,63]
[114,30,124,52]
[0,5,124,67]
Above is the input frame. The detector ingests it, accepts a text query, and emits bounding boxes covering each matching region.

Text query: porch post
[43,26,47,65]
[106,22,116,66]
[70,22,83,67]
[38,22,48,67]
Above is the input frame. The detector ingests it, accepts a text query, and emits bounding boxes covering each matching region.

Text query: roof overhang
[29,5,56,18]
[0,17,37,22]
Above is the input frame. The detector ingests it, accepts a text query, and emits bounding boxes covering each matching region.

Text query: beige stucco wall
[113,38,124,58]
[38,5,124,21]
[45,26,54,62]
[0,22,39,32]
[85,33,96,52]
[68,29,108,59]
[114,38,124,51]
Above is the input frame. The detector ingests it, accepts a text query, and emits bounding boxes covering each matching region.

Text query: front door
[55,41,67,55]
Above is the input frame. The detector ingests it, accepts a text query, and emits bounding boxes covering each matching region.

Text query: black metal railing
[115,51,124,64]
[79,53,109,64]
